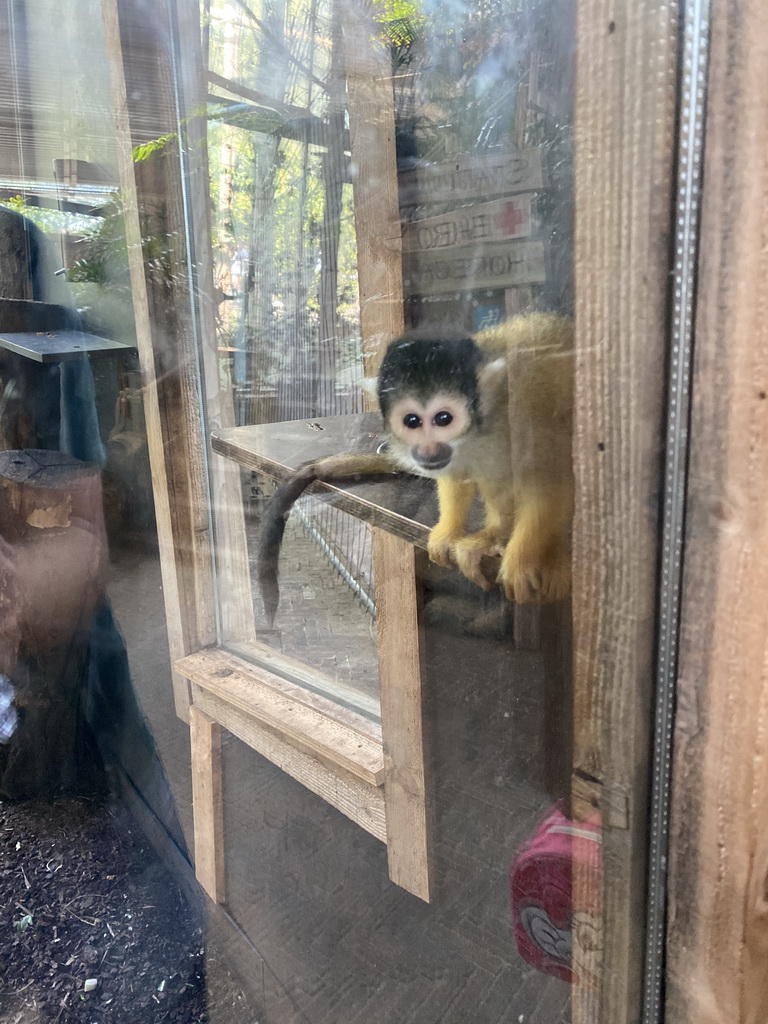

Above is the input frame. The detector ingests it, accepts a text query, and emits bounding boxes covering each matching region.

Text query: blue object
[0,675,18,744]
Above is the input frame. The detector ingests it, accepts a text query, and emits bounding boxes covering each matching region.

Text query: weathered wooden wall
[571,0,678,1020]
[666,2,768,1021]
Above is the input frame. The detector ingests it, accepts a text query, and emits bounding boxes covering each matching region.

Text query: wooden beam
[102,0,218,719]
[343,1,404,381]
[571,0,678,1020]
[373,528,431,903]
[172,0,256,649]
[666,2,768,1021]
[189,705,225,903]
[194,687,387,843]
[207,69,312,119]
[176,649,385,786]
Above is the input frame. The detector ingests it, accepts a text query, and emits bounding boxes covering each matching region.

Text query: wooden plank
[513,604,541,651]
[570,0,678,1021]
[0,329,132,363]
[404,239,546,296]
[189,705,225,903]
[193,645,382,742]
[175,649,385,786]
[206,69,312,120]
[212,416,438,549]
[228,638,381,724]
[211,415,500,561]
[540,602,573,805]
[343,0,404,379]
[666,3,768,1021]
[401,195,534,254]
[194,687,387,843]
[172,0,256,648]
[102,0,217,719]
[373,529,431,902]
[398,149,544,206]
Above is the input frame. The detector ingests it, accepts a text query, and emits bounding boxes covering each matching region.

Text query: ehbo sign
[402,195,534,254]
[399,150,546,296]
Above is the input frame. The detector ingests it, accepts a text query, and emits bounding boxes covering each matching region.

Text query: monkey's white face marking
[388,394,471,473]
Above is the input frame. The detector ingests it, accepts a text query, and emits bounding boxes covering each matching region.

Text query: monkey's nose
[412,443,452,471]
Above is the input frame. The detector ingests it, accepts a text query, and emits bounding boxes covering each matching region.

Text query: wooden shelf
[212,413,438,549]
[0,329,133,363]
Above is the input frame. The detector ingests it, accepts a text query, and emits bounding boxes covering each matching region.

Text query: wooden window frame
[104,0,435,902]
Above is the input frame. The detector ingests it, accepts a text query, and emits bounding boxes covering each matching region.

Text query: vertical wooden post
[571,0,678,1021]
[344,5,429,900]
[102,0,218,719]
[190,704,226,903]
[373,528,431,902]
[343,0,404,383]
[172,0,256,647]
[666,2,768,1021]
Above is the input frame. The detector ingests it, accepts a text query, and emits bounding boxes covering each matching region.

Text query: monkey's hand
[452,530,506,591]
[498,539,571,604]
[428,477,477,568]
[427,523,461,569]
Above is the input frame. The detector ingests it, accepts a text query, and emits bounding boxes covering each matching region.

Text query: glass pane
[200,0,579,1019]
[1,0,666,1020]
[204,0,574,719]
[205,4,382,708]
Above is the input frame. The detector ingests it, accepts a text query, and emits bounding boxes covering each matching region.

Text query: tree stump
[0,450,108,799]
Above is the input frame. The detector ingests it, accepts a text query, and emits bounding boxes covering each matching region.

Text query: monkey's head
[377,333,485,476]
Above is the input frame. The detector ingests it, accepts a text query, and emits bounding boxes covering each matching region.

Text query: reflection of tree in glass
[378,0,574,313]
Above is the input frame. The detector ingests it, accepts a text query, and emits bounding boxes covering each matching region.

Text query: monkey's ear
[361,377,379,399]
[478,357,507,391]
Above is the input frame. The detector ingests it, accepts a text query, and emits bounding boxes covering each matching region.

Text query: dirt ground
[0,796,210,1024]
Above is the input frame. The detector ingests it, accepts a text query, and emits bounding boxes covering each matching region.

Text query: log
[0,449,108,798]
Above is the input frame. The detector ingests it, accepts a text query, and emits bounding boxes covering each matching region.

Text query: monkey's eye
[433,411,454,427]
[403,413,422,429]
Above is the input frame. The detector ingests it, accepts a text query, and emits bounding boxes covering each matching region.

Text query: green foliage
[0,195,96,235]
[65,202,130,289]
[373,0,426,49]
[131,133,176,163]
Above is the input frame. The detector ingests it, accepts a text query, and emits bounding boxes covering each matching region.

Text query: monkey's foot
[498,546,571,604]
[453,531,506,591]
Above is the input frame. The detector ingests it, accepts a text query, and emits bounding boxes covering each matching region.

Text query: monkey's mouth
[411,442,453,472]
[414,454,452,472]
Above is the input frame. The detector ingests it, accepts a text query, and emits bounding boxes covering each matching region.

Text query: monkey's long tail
[257,452,400,626]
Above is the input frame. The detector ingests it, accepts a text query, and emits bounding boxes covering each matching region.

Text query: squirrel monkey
[258,312,573,624]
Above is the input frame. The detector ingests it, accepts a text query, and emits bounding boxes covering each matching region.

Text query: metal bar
[642,1,711,1020]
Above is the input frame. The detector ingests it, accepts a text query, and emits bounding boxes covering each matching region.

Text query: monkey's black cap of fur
[377,332,484,420]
